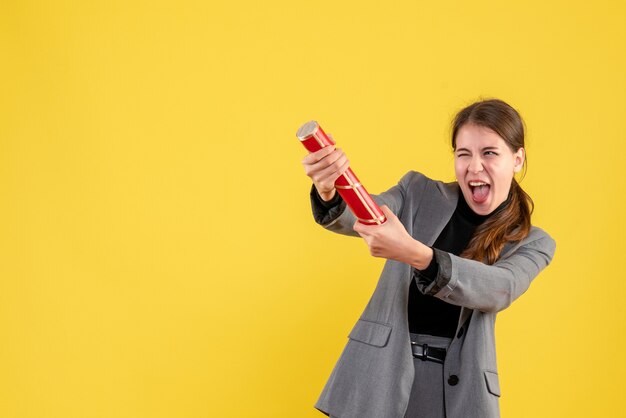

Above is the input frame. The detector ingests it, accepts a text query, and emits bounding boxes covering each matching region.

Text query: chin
[462,190,492,215]
[468,203,486,214]
[473,206,491,216]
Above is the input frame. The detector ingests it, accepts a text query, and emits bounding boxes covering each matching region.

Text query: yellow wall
[1,0,624,417]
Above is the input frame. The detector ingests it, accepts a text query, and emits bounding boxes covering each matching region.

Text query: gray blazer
[312,171,556,418]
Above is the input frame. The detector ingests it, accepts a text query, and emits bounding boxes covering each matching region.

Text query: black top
[408,192,510,337]
[309,185,512,338]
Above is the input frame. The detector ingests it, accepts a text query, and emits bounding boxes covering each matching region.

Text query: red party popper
[297,121,387,225]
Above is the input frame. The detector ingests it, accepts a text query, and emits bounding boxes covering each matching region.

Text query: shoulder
[397,170,428,186]
[398,170,459,203]
[397,170,437,184]
[398,170,456,193]
[526,226,557,254]
[500,225,556,261]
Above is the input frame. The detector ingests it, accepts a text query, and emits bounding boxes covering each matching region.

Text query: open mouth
[468,181,490,203]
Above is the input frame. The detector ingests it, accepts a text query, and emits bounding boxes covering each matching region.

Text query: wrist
[318,188,336,202]
[406,239,433,270]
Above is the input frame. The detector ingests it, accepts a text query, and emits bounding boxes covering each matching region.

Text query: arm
[310,183,347,224]
[310,171,415,237]
[415,228,556,313]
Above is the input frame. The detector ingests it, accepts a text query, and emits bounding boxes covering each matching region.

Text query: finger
[323,148,346,167]
[381,205,400,221]
[353,220,372,236]
[335,158,351,178]
[314,152,349,182]
[301,145,336,164]
[306,154,347,186]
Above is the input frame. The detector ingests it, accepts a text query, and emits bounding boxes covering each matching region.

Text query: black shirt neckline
[456,185,513,226]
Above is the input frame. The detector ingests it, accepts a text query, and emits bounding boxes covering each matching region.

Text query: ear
[513,147,525,173]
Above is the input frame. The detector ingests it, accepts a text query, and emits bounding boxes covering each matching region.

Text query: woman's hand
[353,205,433,269]
[301,136,350,201]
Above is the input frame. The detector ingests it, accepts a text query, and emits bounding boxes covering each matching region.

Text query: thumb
[379,204,394,218]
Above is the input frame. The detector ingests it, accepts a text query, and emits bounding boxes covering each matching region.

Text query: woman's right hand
[301,139,350,202]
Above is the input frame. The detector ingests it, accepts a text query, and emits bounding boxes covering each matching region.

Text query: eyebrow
[455,146,500,153]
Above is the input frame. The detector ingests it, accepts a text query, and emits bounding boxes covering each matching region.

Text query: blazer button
[448,375,459,386]
[456,328,464,338]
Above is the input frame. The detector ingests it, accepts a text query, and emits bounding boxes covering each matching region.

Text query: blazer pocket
[483,370,501,397]
[348,319,392,348]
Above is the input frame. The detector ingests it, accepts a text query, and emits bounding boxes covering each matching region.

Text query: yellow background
[1,0,624,417]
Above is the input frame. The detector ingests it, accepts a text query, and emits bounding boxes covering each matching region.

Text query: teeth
[469,181,488,186]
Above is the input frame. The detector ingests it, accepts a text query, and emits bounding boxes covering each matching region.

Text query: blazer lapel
[412,180,459,246]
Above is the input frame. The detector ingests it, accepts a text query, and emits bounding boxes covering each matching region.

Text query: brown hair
[452,98,534,265]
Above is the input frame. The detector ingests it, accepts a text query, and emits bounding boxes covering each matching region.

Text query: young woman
[301,99,556,418]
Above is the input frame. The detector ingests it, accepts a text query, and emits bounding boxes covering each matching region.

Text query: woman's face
[454,123,525,215]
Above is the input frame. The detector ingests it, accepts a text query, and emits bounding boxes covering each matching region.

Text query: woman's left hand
[353,205,418,264]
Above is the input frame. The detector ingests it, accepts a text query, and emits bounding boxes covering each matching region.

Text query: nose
[468,155,484,174]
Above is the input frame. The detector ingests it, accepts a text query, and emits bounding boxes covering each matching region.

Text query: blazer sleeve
[416,227,556,313]
[310,170,417,237]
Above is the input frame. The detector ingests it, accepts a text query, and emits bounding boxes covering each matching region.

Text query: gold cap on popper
[296,120,319,141]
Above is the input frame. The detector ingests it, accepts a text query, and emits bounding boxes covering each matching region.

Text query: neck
[457,187,512,225]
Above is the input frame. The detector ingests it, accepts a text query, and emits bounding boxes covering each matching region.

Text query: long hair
[452,99,534,265]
